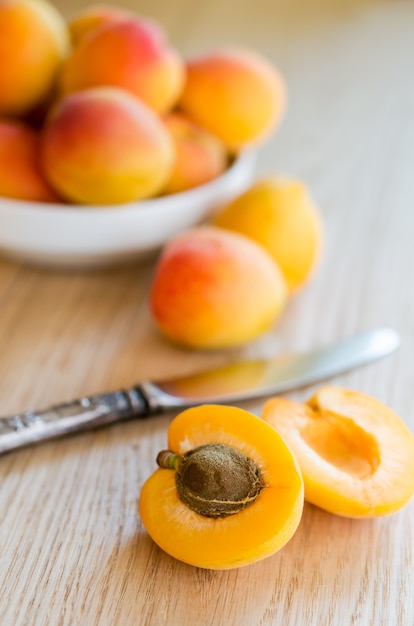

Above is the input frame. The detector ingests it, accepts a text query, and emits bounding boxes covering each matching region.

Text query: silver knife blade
[0,327,400,455]
[146,326,400,407]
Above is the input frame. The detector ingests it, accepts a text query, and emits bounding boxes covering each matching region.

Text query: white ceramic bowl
[0,151,255,269]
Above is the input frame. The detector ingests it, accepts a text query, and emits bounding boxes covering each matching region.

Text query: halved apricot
[139,404,304,569]
[262,386,414,518]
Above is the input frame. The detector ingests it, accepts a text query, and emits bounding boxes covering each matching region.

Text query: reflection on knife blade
[0,327,400,454]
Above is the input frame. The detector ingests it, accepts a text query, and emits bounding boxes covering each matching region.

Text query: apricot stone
[0,0,69,116]
[214,178,323,292]
[40,87,174,205]
[60,18,185,114]
[178,47,286,151]
[150,227,288,349]
[0,120,59,203]
[163,113,228,194]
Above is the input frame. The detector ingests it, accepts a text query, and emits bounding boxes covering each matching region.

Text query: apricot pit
[157,444,265,518]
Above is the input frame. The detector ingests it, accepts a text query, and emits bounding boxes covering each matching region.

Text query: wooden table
[1,1,414,624]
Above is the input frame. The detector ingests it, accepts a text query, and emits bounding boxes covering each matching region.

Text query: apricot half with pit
[262,386,414,518]
[139,404,304,569]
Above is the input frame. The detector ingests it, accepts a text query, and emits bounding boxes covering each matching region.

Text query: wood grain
[1,0,414,624]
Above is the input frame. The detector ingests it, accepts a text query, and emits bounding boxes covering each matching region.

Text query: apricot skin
[69,5,147,46]
[0,0,69,116]
[0,120,60,203]
[262,387,414,518]
[150,227,288,349]
[214,177,323,292]
[60,18,185,114]
[139,405,304,570]
[162,113,228,194]
[178,47,286,151]
[40,87,174,205]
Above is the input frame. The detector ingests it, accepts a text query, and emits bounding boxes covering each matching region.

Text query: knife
[0,327,400,455]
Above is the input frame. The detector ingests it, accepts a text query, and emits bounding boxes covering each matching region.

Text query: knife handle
[0,386,152,455]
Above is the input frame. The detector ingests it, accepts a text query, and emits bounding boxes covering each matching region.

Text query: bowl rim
[0,150,255,217]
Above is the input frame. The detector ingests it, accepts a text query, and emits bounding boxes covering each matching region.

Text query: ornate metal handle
[0,387,151,455]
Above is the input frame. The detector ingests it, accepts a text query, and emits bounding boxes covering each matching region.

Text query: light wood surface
[1,1,414,624]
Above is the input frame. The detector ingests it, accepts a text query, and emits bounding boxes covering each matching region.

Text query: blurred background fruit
[0,119,60,202]
[179,47,286,151]
[214,178,323,292]
[40,87,174,204]
[150,226,288,349]
[0,0,69,116]
[163,112,228,194]
[60,16,185,114]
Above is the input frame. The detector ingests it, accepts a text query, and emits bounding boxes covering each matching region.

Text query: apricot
[139,405,304,569]
[69,5,141,46]
[163,113,228,194]
[0,120,59,203]
[214,177,323,292]
[262,387,414,518]
[68,5,165,47]
[0,0,69,116]
[149,227,288,349]
[60,17,185,114]
[178,47,286,151]
[40,87,174,205]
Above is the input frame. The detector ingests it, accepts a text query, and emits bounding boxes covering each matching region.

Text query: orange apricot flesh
[262,387,414,518]
[139,405,304,569]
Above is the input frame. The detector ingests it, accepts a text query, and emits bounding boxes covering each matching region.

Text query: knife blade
[0,327,400,455]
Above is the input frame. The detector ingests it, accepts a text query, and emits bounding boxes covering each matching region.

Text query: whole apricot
[60,18,185,114]
[262,387,414,518]
[40,87,174,205]
[214,177,323,292]
[0,120,59,203]
[178,47,286,151]
[140,404,304,569]
[0,0,69,116]
[68,5,150,46]
[150,226,288,349]
[163,112,228,194]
